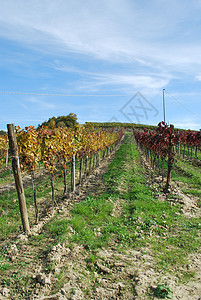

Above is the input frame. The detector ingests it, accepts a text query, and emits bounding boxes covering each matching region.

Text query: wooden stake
[84,156,88,175]
[7,124,30,234]
[71,155,76,192]
[31,171,38,224]
[6,150,9,167]
[79,157,83,184]
[164,124,174,193]
[51,173,55,206]
[63,162,67,196]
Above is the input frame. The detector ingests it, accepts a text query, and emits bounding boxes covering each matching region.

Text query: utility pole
[7,124,30,234]
[163,88,166,124]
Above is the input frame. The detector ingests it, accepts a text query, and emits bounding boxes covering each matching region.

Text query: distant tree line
[0,130,6,136]
[38,113,78,129]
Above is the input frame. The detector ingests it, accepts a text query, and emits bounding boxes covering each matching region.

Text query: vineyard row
[133,122,201,192]
[1,125,124,228]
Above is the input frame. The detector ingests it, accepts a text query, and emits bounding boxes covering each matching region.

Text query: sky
[0,0,201,131]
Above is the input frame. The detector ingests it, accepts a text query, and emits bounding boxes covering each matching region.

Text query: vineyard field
[0,131,200,299]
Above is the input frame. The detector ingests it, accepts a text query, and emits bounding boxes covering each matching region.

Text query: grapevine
[133,122,179,192]
[0,134,8,167]
[177,130,201,159]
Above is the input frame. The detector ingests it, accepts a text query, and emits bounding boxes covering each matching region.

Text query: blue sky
[0,0,201,131]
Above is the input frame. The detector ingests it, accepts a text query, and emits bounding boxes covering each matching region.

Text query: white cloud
[195,75,201,81]
[174,122,201,130]
[0,0,201,74]
[169,116,201,131]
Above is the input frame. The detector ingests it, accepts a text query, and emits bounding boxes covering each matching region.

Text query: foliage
[178,129,201,149]
[133,122,178,160]
[0,130,6,136]
[17,126,40,172]
[153,284,173,298]
[0,134,8,167]
[15,125,123,174]
[39,113,78,129]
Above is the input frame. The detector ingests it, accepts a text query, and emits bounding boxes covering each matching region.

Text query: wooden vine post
[177,130,181,156]
[164,124,174,193]
[71,154,76,192]
[7,124,30,234]
[71,133,76,192]
[79,157,83,184]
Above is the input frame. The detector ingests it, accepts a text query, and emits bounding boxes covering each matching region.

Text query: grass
[172,156,201,208]
[177,146,201,161]
[174,157,201,184]
[1,270,33,299]
[0,165,71,240]
[0,168,14,185]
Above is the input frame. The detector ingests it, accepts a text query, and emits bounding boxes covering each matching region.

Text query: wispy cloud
[17,97,56,110]
[26,97,56,109]
[0,0,201,73]
[52,61,171,95]
[74,73,170,95]
[195,75,201,81]
[174,121,201,131]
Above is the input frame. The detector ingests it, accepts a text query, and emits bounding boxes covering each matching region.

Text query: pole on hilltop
[163,88,166,124]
